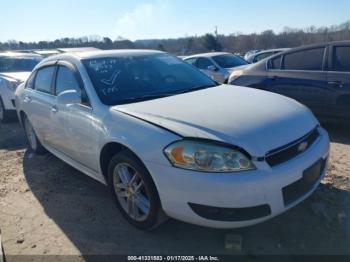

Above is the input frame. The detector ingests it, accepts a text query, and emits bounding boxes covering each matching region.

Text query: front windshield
[212,54,248,68]
[0,56,42,72]
[82,53,217,105]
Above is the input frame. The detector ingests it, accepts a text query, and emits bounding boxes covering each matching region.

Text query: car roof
[184,52,233,59]
[0,52,42,58]
[253,48,290,55]
[42,49,166,62]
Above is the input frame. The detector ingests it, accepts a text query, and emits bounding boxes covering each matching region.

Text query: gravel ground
[0,121,349,259]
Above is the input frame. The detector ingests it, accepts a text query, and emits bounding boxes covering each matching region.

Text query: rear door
[326,44,350,120]
[23,63,57,145]
[266,46,330,116]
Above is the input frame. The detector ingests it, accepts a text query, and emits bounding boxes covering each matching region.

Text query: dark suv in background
[229,41,350,121]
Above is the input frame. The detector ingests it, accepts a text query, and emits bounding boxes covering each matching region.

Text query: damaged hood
[112,85,318,157]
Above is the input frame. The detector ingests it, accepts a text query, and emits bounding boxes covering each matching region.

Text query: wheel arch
[99,141,155,185]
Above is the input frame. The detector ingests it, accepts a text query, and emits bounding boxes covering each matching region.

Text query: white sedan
[0,52,42,122]
[15,50,329,230]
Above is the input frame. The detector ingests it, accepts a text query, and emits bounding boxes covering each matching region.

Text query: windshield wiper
[172,84,218,95]
[116,84,217,105]
[117,93,171,104]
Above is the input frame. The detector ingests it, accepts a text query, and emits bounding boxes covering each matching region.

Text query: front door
[267,47,330,116]
[51,62,98,171]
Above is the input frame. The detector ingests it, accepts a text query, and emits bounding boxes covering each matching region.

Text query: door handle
[51,105,58,113]
[328,81,343,88]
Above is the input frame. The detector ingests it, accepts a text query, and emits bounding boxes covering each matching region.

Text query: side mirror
[57,90,81,105]
[208,65,218,72]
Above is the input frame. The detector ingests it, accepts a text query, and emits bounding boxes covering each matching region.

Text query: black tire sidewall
[0,96,9,123]
[107,151,161,230]
[23,115,46,154]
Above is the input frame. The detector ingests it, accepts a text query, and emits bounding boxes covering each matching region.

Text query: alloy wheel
[113,163,151,222]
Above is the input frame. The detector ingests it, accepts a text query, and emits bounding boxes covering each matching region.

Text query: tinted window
[333,46,350,72]
[82,53,216,106]
[255,52,274,62]
[34,66,55,94]
[212,54,248,68]
[270,55,282,69]
[55,66,81,96]
[184,58,197,66]
[196,57,214,69]
[0,57,42,72]
[283,48,325,71]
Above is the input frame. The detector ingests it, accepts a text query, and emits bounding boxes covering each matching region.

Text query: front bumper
[145,127,330,228]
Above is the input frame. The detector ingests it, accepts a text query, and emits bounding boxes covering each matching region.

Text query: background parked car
[244,50,260,60]
[184,52,248,83]
[228,41,350,122]
[245,48,290,63]
[0,52,42,122]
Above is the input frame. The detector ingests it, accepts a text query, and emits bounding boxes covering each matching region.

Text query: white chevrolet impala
[15,50,330,230]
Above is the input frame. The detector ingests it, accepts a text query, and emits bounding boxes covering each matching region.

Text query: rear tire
[22,115,46,155]
[107,150,166,230]
[0,96,11,123]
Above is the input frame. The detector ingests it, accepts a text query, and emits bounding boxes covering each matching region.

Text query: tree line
[1,21,350,55]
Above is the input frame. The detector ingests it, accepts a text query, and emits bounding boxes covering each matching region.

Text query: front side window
[333,46,350,72]
[55,66,81,96]
[184,58,197,66]
[269,55,282,70]
[34,66,55,94]
[0,56,42,72]
[212,54,248,68]
[82,53,216,106]
[283,48,325,71]
[196,57,214,69]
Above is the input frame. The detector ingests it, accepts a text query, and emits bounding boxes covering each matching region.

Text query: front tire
[107,150,165,230]
[23,115,46,154]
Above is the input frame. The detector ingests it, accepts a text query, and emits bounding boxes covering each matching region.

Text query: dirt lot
[0,121,349,258]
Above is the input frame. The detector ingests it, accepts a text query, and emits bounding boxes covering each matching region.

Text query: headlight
[228,70,243,83]
[164,140,255,172]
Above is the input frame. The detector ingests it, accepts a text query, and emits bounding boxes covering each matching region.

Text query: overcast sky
[1,0,349,42]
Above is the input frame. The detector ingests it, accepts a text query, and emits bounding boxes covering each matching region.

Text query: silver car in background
[245,48,290,63]
[184,52,248,83]
[0,52,42,122]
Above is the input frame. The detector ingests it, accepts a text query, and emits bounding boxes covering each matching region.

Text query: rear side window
[34,66,55,94]
[333,46,350,72]
[55,66,81,96]
[283,48,325,71]
[269,55,282,69]
[196,57,214,69]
